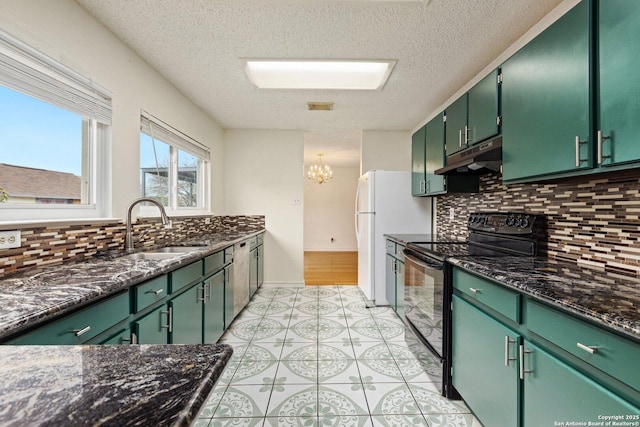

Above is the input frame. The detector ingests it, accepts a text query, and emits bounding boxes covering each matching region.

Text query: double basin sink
[119,246,206,260]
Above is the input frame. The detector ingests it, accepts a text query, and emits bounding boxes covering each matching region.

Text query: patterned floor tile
[422,412,483,427]
[318,384,369,416]
[280,343,318,361]
[264,416,318,427]
[349,327,384,341]
[317,415,372,427]
[209,417,265,427]
[352,342,394,360]
[196,383,227,418]
[317,343,355,360]
[229,363,278,386]
[364,383,421,416]
[218,361,239,385]
[251,329,288,343]
[370,414,430,427]
[407,384,472,415]
[241,344,281,362]
[276,361,318,384]
[190,419,211,427]
[267,384,318,418]
[317,361,360,384]
[356,360,404,383]
[214,385,271,419]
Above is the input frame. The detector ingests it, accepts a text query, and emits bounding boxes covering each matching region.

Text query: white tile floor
[193,286,482,427]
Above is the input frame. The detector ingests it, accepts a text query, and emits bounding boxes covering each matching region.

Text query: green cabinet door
[224,264,235,328]
[502,0,591,181]
[598,0,640,166]
[445,94,468,156]
[522,341,639,426]
[452,295,519,427]
[134,305,169,344]
[425,113,446,194]
[170,285,203,344]
[411,125,427,196]
[203,270,225,344]
[101,327,132,345]
[468,70,500,144]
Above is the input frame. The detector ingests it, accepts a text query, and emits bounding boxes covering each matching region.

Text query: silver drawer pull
[504,336,517,367]
[73,326,91,337]
[577,342,598,355]
[146,289,163,295]
[469,288,483,294]
[519,345,534,380]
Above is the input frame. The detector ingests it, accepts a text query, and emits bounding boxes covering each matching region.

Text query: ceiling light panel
[242,59,395,90]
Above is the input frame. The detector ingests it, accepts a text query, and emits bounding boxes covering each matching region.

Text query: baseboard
[261,281,305,288]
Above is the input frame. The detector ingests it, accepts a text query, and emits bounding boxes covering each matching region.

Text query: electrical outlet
[0,230,21,249]
[292,197,301,205]
[204,217,211,224]
[449,207,455,221]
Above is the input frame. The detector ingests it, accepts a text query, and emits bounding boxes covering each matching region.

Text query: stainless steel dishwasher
[233,241,250,317]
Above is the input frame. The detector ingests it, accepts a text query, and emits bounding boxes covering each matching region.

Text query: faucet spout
[125,197,171,253]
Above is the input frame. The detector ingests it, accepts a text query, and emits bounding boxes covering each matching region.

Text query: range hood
[435,137,502,175]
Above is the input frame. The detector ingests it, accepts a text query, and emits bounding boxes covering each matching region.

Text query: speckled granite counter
[448,256,640,341]
[0,343,232,426]
[0,230,263,341]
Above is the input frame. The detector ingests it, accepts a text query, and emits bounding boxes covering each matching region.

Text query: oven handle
[403,249,444,271]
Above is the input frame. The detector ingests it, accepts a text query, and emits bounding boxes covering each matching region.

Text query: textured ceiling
[76,0,563,165]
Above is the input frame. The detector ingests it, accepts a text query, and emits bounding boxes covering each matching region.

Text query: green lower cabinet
[522,341,640,426]
[170,285,203,344]
[452,295,519,427]
[203,270,225,344]
[100,327,132,345]
[134,305,170,344]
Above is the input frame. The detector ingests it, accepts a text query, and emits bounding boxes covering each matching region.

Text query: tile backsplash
[0,215,264,277]
[436,170,640,276]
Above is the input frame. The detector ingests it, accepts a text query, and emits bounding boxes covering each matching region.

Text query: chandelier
[307,153,333,184]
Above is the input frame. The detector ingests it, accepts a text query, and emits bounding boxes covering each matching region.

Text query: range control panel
[467,212,540,235]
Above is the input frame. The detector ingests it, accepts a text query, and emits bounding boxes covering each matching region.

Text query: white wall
[223,129,305,286]
[304,166,359,251]
[0,0,225,218]
[361,130,411,175]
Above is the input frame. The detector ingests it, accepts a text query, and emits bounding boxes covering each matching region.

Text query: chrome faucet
[125,197,171,253]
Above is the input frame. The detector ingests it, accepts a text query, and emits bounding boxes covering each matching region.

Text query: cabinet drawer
[10,291,130,345]
[453,269,520,323]
[134,274,168,312]
[170,261,202,293]
[224,246,234,263]
[527,300,640,392]
[204,250,224,276]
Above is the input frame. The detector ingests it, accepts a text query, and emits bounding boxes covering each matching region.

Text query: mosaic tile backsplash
[436,170,640,276]
[0,215,264,277]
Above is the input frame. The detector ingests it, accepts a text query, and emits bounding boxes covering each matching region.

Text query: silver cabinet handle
[464,125,470,145]
[458,129,463,147]
[73,325,91,337]
[161,308,172,333]
[146,289,163,295]
[207,282,212,301]
[198,284,207,302]
[575,135,588,167]
[131,333,137,345]
[577,342,598,355]
[519,345,534,380]
[469,288,483,294]
[597,130,611,164]
[504,336,517,367]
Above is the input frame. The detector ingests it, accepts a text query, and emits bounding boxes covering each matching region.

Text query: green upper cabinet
[468,70,501,145]
[501,0,591,182]
[445,95,468,156]
[411,124,427,196]
[445,70,501,157]
[411,113,478,196]
[597,0,640,167]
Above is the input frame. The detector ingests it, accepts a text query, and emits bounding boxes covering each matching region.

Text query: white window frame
[0,30,111,222]
[139,111,210,217]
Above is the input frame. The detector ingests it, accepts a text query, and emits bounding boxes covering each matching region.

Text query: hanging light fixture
[307,153,333,184]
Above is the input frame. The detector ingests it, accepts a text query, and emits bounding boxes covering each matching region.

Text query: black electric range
[402,212,545,399]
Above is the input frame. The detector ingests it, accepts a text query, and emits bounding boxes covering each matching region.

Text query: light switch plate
[449,207,455,221]
[0,230,21,249]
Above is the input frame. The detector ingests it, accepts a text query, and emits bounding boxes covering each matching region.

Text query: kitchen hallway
[194,286,481,426]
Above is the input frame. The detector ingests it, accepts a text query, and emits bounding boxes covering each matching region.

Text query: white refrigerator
[355,170,432,305]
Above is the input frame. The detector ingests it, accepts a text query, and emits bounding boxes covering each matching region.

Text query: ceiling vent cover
[307,102,334,111]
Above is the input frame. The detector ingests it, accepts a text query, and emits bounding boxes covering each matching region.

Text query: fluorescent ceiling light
[242,59,396,90]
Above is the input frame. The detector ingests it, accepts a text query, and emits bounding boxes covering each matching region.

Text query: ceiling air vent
[307,102,334,111]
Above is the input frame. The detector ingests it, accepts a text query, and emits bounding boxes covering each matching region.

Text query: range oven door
[403,249,445,359]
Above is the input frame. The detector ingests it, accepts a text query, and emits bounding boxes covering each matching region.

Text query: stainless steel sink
[152,246,206,253]
[119,252,179,260]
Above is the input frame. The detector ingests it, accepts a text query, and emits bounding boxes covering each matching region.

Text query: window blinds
[140,111,210,161]
[0,30,112,124]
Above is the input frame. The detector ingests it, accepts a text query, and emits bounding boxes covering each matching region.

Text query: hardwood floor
[304,251,358,286]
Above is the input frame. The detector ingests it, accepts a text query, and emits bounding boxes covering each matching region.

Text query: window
[140,112,209,213]
[0,29,111,220]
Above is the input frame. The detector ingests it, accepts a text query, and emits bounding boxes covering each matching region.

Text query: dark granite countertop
[0,343,233,427]
[0,230,264,340]
[384,233,465,245]
[448,256,640,341]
